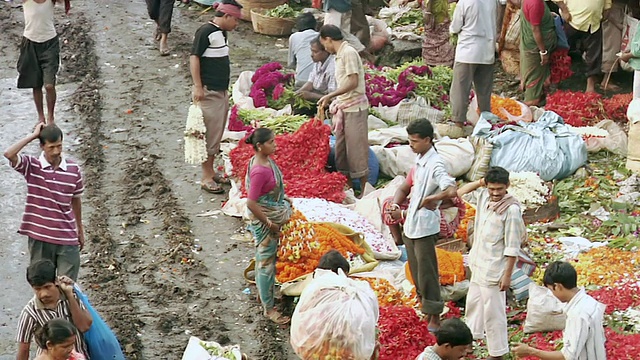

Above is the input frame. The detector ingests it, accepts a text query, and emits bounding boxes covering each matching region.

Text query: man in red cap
[190,0,243,194]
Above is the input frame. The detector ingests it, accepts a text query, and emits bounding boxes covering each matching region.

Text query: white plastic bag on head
[291,269,379,360]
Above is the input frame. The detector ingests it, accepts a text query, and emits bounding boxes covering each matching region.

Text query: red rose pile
[603,93,634,122]
[545,90,604,127]
[550,48,573,84]
[230,119,348,203]
[377,305,436,360]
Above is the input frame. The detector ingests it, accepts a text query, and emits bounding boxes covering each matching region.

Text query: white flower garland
[184,104,208,165]
[508,172,550,207]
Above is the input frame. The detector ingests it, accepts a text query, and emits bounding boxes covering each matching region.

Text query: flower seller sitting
[295,37,337,102]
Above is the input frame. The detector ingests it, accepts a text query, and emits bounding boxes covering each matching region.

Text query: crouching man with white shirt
[513,261,607,360]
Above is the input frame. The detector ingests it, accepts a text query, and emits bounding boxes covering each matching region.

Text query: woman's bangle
[390,203,400,210]
[539,50,548,56]
[401,210,406,220]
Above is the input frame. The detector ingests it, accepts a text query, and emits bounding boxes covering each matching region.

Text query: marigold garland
[356,277,417,308]
[436,248,465,286]
[489,94,522,121]
[275,212,366,283]
[455,202,476,242]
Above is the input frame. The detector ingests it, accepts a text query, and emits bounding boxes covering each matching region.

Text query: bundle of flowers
[566,125,609,140]
[573,247,640,287]
[489,94,522,121]
[228,106,308,134]
[249,62,295,108]
[292,198,399,256]
[229,120,347,203]
[589,283,640,315]
[549,48,573,84]
[545,90,604,127]
[227,105,254,132]
[356,277,417,307]
[603,93,634,122]
[454,201,475,242]
[435,248,465,285]
[377,305,436,360]
[508,172,551,208]
[275,211,366,283]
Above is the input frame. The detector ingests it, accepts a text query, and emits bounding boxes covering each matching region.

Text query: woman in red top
[245,128,292,325]
[517,0,557,106]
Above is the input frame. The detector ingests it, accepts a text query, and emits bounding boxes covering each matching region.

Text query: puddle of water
[0,78,78,356]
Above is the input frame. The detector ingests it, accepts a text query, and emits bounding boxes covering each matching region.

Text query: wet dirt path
[1,0,295,358]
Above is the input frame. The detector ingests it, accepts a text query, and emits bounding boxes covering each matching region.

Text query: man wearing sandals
[190,0,242,194]
[146,0,174,56]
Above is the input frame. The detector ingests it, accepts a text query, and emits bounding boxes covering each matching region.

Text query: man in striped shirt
[16,259,92,360]
[4,123,84,281]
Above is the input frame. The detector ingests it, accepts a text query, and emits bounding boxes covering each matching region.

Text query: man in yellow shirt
[553,0,612,92]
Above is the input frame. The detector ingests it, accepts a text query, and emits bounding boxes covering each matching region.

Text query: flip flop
[213,173,231,185]
[201,181,224,194]
[265,310,290,325]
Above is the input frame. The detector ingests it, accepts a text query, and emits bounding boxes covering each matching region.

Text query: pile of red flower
[377,305,436,360]
[603,93,634,122]
[545,90,604,127]
[589,283,640,314]
[229,119,348,203]
[249,62,294,108]
[549,48,573,84]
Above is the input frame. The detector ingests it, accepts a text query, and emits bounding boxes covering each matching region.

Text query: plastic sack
[373,96,445,126]
[523,284,566,333]
[231,71,256,110]
[181,336,243,360]
[74,286,125,360]
[583,120,628,155]
[553,15,569,49]
[290,269,379,360]
[435,137,475,177]
[472,111,587,181]
[467,95,533,125]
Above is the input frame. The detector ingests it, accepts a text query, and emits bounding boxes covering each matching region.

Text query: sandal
[265,310,290,325]
[213,173,231,185]
[201,180,224,194]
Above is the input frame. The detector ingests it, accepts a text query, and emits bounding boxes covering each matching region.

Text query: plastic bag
[290,269,379,360]
[583,120,629,155]
[472,111,587,181]
[621,15,639,72]
[181,336,243,360]
[74,286,125,360]
[435,137,475,177]
[523,284,566,333]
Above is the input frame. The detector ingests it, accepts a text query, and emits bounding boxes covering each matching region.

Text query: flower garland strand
[184,104,208,165]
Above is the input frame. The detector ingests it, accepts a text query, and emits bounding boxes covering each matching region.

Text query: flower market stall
[213,51,640,358]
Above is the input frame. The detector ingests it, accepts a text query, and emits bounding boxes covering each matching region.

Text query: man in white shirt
[288,13,319,87]
[449,0,498,138]
[513,261,607,360]
[17,0,69,125]
[387,119,457,331]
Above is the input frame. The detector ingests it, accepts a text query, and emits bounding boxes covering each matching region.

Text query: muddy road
[0,1,295,358]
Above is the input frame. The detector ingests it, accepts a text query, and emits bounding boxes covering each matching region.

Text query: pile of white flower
[508,171,550,208]
[614,307,640,333]
[184,104,208,165]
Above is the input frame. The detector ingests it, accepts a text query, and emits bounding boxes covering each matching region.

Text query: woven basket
[237,0,286,21]
[436,238,466,253]
[250,8,296,36]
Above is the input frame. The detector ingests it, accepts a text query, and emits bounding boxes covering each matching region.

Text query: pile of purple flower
[365,65,432,107]
[249,62,294,108]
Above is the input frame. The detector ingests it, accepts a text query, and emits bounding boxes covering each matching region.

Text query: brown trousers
[201,88,229,157]
[335,109,369,179]
[450,62,494,124]
[403,233,443,315]
[146,0,174,34]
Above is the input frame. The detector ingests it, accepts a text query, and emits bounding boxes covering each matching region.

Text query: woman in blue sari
[245,128,292,325]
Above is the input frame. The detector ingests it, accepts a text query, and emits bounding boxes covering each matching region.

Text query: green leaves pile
[238,108,308,134]
[386,9,423,27]
[266,4,299,18]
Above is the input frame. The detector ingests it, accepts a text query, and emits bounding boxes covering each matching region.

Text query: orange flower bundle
[455,202,476,242]
[276,214,366,283]
[490,94,522,121]
[357,277,417,307]
[436,248,465,286]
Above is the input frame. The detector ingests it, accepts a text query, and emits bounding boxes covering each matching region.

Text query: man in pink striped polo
[4,123,84,281]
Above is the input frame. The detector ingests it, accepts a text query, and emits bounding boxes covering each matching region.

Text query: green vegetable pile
[270,87,315,111]
[266,4,299,18]
[200,341,242,360]
[238,108,308,134]
[386,9,423,27]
